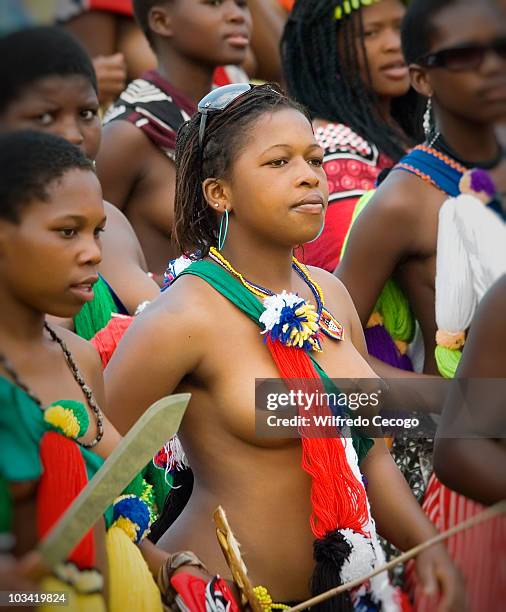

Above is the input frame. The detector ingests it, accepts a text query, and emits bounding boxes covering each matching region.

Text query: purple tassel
[365,325,413,371]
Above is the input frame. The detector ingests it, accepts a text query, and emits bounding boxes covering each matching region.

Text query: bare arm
[95,120,149,211]
[248,0,288,83]
[434,275,506,505]
[100,202,159,313]
[336,177,418,327]
[104,280,207,434]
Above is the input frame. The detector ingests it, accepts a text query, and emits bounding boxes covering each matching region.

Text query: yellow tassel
[367,311,384,328]
[112,516,139,542]
[106,525,162,612]
[44,406,80,439]
[394,339,408,355]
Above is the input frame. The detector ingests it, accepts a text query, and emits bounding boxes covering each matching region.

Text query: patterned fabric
[407,474,506,611]
[296,122,393,272]
[103,70,196,159]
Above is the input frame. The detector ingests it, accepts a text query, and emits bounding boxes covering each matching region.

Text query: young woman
[0,26,159,338]
[281,0,422,272]
[0,130,167,610]
[96,0,253,281]
[105,84,462,610]
[337,0,506,608]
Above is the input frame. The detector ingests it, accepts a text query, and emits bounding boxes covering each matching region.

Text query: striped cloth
[407,474,506,611]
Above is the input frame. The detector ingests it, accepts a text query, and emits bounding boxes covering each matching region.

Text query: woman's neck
[156,49,216,106]
[0,287,45,348]
[436,108,500,163]
[219,237,296,295]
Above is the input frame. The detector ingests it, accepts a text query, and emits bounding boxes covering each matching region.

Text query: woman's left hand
[415,544,467,612]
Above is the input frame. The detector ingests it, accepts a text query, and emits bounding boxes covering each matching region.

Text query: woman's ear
[148,4,173,38]
[202,178,231,213]
[409,64,433,98]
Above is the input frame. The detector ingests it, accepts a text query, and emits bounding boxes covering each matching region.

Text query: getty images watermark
[258,383,420,437]
[255,378,506,439]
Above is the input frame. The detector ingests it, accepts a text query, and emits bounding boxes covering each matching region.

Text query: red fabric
[213,66,231,87]
[91,314,133,368]
[296,195,359,272]
[266,337,369,539]
[296,124,393,272]
[37,432,95,568]
[170,574,240,612]
[406,474,506,611]
[88,0,133,15]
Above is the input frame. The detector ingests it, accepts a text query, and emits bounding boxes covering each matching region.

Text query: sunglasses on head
[197,83,284,151]
[418,36,506,72]
[197,83,253,150]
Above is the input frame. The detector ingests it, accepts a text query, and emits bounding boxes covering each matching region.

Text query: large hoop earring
[307,220,325,244]
[218,209,229,251]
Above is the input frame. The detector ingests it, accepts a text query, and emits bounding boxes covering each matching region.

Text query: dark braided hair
[174,83,310,258]
[281,0,424,163]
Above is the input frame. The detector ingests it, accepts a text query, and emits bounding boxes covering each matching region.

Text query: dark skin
[0,170,167,593]
[0,170,120,566]
[0,73,159,316]
[337,0,506,375]
[96,0,252,281]
[433,275,506,505]
[105,108,463,609]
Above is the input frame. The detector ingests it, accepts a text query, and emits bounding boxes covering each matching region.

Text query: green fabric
[178,260,373,463]
[73,275,119,340]
[0,376,112,526]
[340,190,415,343]
[435,345,462,379]
[0,376,46,482]
[143,462,173,519]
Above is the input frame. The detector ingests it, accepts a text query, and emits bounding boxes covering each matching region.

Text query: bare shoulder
[102,200,146,265]
[306,266,356,316]
[98,120,161,169]
[366,170,428,222]
[53,325,102,379]
[125,273,224,344]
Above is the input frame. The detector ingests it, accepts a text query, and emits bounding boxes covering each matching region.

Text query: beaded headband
[334,0,380,20]
[334,0,408,21]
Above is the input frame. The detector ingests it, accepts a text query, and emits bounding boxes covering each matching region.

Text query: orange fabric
[278,0,295,11]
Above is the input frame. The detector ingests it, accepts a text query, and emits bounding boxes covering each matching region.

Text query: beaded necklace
[0,322,104,448]
[208,247,344,343]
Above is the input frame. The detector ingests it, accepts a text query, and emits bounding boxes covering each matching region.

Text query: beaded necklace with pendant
[208,247,344,344]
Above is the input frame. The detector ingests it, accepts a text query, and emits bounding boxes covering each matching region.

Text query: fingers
[436,564,467,612]
[416,554,437,597]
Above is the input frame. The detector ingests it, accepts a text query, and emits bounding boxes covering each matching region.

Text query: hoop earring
[218,209,229,251]
[307,220,325,244]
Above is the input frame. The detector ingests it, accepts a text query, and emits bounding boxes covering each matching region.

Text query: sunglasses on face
[418,36,506,72]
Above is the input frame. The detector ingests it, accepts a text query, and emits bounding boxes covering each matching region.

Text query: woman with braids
[105,83,462,611]
[281,0,422,272]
